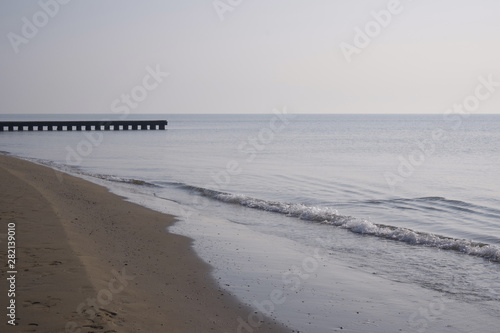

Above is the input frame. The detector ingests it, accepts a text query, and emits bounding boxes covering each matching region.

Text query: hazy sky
[1,0,500,114]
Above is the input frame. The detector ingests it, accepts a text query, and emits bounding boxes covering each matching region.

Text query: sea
[1,113,499,332]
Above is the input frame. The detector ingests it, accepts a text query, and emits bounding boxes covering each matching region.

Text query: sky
[1,0,500,115]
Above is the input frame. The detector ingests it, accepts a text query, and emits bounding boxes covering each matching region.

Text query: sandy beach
[0,154,290,333]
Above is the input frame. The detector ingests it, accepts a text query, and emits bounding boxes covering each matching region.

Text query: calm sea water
[1,113,499,331]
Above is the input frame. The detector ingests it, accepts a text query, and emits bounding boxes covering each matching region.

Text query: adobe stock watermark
[213,0,244,21]
[178,107,295,221]
[340,0,412,63]
[407,295,455,333]
[64,64,169,166]
[228,235,335,333]
[384,74,499,191]
[65,266,135,333]
[7,0,72,54]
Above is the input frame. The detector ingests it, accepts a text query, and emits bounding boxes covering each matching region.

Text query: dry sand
[0,154,290,333]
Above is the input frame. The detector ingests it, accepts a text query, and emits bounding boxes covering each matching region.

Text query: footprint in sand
[23,296,62,309]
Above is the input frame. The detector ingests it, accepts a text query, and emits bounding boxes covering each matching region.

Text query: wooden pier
[0,120,167,132]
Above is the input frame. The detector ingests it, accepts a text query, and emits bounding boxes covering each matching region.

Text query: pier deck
[0,120,167,132]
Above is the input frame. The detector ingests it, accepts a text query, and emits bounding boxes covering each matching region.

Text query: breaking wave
[178,183,500,262]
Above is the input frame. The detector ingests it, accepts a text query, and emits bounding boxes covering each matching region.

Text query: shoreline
[0,154,290,332]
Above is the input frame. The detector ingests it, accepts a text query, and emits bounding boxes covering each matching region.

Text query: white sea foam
[184,184,500,262]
